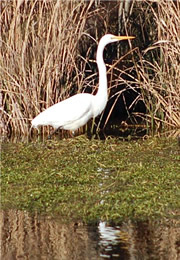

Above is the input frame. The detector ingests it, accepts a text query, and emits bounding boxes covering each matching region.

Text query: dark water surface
[1,210,179,260]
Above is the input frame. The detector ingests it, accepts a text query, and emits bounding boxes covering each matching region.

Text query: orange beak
[112,35,135,40]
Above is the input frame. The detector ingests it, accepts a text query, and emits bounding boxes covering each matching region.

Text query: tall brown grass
[0,0,96,136]
[132,0,180,131]
[0,0,179,137]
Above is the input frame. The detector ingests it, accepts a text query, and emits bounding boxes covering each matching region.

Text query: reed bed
[0,0,179,137]
[0,0,95,136]
[133,0,180,130]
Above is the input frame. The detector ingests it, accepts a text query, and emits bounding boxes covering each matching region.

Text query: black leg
[48,127,61,139]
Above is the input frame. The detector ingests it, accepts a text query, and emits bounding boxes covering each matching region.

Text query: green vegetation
[1,136,179,223]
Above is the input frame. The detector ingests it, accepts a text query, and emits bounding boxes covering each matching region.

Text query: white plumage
[32,34,134,133]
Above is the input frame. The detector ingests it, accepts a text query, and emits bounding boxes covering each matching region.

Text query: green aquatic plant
[1,136,179,223]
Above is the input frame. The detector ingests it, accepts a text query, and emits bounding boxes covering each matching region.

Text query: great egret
[32,34,134,135]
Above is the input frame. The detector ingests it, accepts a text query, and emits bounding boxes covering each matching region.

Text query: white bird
[31,34,134,135]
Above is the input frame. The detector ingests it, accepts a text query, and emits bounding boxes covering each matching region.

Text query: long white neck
[92,39,108,117]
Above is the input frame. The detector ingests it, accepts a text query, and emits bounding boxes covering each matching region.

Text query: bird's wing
[39,93,93,128]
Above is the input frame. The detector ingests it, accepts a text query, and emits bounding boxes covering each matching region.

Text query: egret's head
[100,34,135,45]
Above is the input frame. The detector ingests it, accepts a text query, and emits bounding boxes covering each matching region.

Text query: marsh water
[1,209,179,260]
[1,134,180,259]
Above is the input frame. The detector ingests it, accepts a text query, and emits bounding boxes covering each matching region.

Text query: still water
[1,210,179,260]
